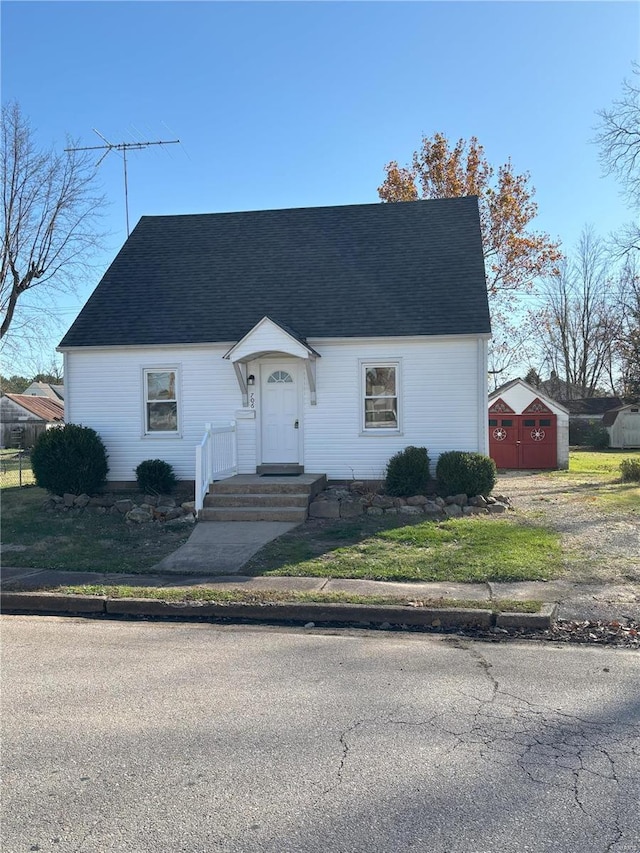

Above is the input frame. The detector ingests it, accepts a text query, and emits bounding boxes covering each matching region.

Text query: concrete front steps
[200,473,327,522]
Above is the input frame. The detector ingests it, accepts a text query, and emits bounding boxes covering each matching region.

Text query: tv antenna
[66,129,180,236]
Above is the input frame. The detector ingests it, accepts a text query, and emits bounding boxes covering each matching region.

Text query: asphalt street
[2,616,639,853]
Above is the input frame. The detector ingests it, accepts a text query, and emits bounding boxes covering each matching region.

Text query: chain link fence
[0,451,36,488]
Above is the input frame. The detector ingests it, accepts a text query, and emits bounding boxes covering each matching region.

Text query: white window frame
[360,359,402,435]
[142,366,182,437]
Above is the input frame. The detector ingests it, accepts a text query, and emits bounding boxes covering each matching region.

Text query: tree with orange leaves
[379,133,561,301]
[379,133,562,383]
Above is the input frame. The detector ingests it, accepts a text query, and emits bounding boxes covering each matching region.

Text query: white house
[58,198,491,504]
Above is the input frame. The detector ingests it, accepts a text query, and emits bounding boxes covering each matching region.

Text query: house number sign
[249,391,256,409]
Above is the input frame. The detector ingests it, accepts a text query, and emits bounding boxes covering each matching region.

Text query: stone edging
[42,493,197,525]
[309,483,512,520]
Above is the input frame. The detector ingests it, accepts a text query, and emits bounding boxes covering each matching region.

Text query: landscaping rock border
[309,483,512,521]
[42,493,197,525]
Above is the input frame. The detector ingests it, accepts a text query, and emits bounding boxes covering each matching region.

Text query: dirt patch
[496,471,639,585]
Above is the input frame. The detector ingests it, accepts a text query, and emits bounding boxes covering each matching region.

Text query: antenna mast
[66,129,180,236]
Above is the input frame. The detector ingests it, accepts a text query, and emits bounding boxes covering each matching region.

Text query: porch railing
[195,421,237,512]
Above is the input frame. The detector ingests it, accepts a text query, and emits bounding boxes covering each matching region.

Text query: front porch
[199,473,327,522]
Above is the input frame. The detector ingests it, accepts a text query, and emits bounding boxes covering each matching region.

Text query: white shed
[488,378,569,470]
[603,404,640,449]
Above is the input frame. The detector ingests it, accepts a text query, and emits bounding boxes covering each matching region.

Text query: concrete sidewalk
[2,565,640,626]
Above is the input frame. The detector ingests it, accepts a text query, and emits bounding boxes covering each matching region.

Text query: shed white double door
[260,361,301,464]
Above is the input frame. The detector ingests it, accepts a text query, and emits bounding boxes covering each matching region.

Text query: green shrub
[31,424,109,495]
[436,450,497,497]
[569,419,609,449]
[135,459,178,494]
[384,446,431,497]
[620,458,640,482]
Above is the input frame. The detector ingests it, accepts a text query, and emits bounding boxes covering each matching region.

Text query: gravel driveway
[496,470,639,585]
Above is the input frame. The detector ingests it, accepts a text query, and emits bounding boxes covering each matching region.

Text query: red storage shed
[488,379,569,470]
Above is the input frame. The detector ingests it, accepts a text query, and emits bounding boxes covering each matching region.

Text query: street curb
[1,592,106,613]
[1,591,557,631]
[104,598,495,628]
[496,603,557,630]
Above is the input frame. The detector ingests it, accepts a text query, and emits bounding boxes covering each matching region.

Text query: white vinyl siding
[65,346,247,481]
[64,334,488,483]
[302,337,485,480]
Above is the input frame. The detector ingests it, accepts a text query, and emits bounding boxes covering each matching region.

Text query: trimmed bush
[384,446,431,497]
[135,459,178,494]
[31,424,109,495]
[436,450,497,497]
[569,419,610,449]
[620,458,640,482]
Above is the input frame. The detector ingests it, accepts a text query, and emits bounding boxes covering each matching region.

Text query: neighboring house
[538,374,585,402]
[58,198,491,500]
[557,396,623,423]
[22,381,65,400]
[0,394,64,448]
[603,404,640,449]
[488,378,569,470]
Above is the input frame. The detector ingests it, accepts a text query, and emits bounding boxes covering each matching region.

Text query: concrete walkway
[151,521,298,574]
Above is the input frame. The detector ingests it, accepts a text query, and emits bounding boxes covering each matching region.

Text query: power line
[65,129,180,236]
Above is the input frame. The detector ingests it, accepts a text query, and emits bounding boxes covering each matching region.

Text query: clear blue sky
[2,0,638,375]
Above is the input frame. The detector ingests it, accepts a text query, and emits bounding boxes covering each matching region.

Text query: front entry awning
[223,316,320,405]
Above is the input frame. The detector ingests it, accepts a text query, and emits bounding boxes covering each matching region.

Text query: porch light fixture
[247,374,255,386]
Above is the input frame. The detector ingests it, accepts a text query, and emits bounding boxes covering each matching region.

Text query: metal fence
[0,451,36,488]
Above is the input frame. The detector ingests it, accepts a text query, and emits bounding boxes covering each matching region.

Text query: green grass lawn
[47,584,542,612]
[3,448,633,585]
[244,515,562,583]
[550,450,640,513]
[563,449,640,477]
[1,487,192,573]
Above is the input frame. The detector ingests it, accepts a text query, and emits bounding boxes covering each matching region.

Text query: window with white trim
[144,368,179,434]
[362,362,400,431]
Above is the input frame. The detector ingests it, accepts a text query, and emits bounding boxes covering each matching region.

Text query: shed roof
[602,403,640,427]
[3,394,64,422]
[59,197,490,349]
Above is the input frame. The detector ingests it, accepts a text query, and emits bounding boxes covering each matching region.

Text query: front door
[260,362,300,464]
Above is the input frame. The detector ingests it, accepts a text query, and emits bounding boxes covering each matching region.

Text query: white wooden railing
[195,421,238,512]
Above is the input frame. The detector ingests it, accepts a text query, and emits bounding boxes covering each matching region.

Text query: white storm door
[260,363,300,463]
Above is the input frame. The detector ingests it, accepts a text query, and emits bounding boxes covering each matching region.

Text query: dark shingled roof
[59,197,490,348]
[559,397,624,416]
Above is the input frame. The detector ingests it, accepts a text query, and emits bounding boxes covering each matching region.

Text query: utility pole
[66,129,180,236]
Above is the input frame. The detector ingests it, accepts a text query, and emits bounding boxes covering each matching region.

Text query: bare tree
[617,255,640,399]
[596,63,640,257]
[534,228,622,397]
[1,101,105,346]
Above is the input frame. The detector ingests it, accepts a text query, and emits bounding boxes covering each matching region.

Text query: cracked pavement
[2,617,639,853]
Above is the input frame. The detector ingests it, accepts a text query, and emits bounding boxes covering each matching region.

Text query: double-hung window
[362,362,400,432]
[144,368,180,435]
